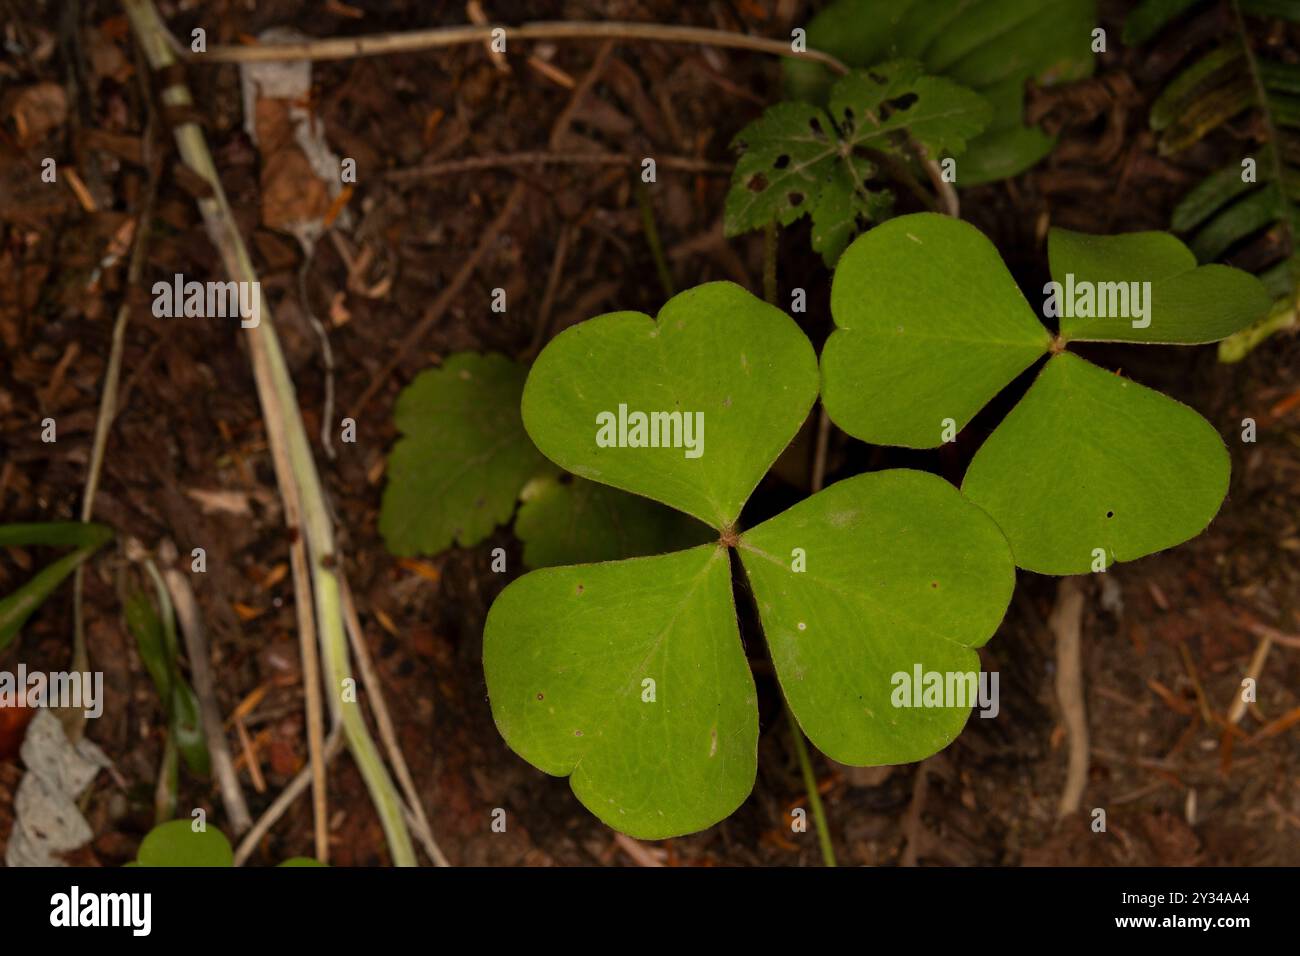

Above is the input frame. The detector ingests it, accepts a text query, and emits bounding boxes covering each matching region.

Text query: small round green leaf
[962,353,1231,575]
[1049,227,1272,344]
[515,474,711,569]
[380,353,545,556]
[822,213,1051,448]
[521,282,818,529]
[738,470,1014,766]
[483,545,757,839]
[136,819,233,867]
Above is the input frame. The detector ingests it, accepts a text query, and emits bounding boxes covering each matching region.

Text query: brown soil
[0,0,1297,867]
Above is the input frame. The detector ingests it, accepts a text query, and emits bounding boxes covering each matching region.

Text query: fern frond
[1129,0,1299,359]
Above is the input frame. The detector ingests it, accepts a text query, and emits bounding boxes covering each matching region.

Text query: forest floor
[1,0,1297,866]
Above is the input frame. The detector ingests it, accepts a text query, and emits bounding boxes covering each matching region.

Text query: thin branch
[1052,576,1088,817]
[190,21,849,76]
[123,0,416,865]
[384,151,729,184]
[234,725,344,866]
[157,540,252,835]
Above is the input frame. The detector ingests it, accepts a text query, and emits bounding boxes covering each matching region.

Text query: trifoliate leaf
[521,282,818,529]
[821,213,1050,448]
[962,353,1230,575]
[738,470,1014,765]
[727,62,990,265]
[515,474,712,569]
[380,353,546,556]
[1048,227,1273,344]
[483,545,756,839]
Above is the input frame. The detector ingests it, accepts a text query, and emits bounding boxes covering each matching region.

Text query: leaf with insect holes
[726,62,990,265]
[486,280,1018,838]
[783,0,1097,185]
[821,213,1050,448]
[961,353,1230,575]
[380,353,546,556]
[1048,227,1272,344]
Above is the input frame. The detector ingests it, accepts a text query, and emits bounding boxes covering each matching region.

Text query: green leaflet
[962,353,1230,575]
[380,353,546,556]
[0,522,113,652]
[738,470,1013,765]
[484,545,757,840]
[521,281,819,529]
[821,213,1050,448]
[134,819,233,867]
[784,0,1097,185]
[726,62,990,265]
[1049,227,1271,343]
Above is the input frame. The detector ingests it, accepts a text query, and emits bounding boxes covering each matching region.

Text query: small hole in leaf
[576,584,585,594]
[869,71,886,83]
[747,172,768,192]
[931,581,939,589]
[809,117,825,138]
[574,729,584,737]
[788,192,804,207]
[885,93,919,112]
[774,154,790,169]
[1106,511,1114,519]
[536,693,544,701]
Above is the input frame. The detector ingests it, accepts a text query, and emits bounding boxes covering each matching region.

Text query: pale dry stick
[1241,615,1300,650]
[613,832,665,867]
[339,577,451,867]
[1228,635,1273,726]
[157,539,252,834]
[234,725,344,867]
[123,0,416,865]
[191,21,850,76]
[384,151,730,184]
[1052,575,1089,817]
[67,134,159,743]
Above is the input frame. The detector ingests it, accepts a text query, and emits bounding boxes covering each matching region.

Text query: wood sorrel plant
[483,281,1015,837]
[821,213,1271,574]
[482,215,1270,839]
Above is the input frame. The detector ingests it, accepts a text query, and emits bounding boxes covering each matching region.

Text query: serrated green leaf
[483,545,756,839]
[0,522,112,651]
[135,819,233,867]
[727,63,989,263]
[784,0,1096,183]
[521,282,818,529]
[821,213,1050,448]
[962,353,1230,575]
[380,353,546,556]
[515,474,711,568]
[738,470,1014,765]
[1049,227,1272,343]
